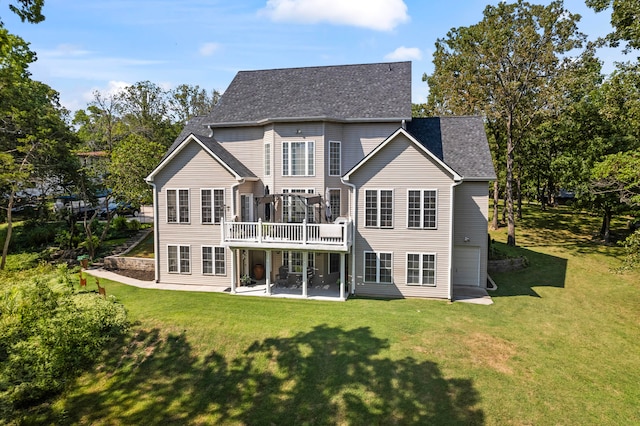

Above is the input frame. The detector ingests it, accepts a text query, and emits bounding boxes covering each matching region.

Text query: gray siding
[153,140,238,287]
[453,182,490,287]
[348,133,454,299]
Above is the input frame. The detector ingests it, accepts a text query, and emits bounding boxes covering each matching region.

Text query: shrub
[0,278,129,416]
[111,216,129,233]
[126,219,141,231]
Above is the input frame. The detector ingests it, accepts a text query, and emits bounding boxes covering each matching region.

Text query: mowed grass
[26,205,640,425]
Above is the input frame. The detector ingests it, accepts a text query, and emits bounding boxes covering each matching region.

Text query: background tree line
[418,0,639,264]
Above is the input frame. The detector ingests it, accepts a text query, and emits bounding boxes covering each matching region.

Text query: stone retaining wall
[104,255,154,272]
[488,257,528,273]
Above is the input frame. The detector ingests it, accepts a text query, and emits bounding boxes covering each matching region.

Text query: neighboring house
[145,61,496,300]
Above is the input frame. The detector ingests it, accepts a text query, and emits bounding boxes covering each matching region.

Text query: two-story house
[145,61,496,300]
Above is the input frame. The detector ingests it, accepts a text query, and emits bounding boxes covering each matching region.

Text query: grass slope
[23,206,640,425]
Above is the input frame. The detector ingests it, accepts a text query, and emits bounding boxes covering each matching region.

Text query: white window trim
[283,251,315,274]
[328,140,341,176]
[327,188,341,221]
[202,245,226,276]
[406,252,436,287]
[364,188,394,229]
[166,188,190,224]
[264,142,271,177]
[200,188,225,225]
[282,140,315,177]
[168,244,191,274]
[363,251,393,284]
[406,189,438,230]
[282,188,315,223]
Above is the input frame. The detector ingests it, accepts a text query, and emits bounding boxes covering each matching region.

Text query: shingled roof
[407,116,496,180]
[207,61,412,126]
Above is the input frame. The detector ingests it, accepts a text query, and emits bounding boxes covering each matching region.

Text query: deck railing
[222,219,351,249]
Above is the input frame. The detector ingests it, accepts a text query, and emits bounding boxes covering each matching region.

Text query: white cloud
[384,46,422,61]
[259,0,409,31]
[199,42,221,57]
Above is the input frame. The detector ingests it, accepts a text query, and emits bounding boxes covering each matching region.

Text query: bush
[0,277,129,416]
[111,216,129,233]
[126,219,141,231]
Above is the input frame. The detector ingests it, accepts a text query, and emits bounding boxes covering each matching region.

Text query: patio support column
[265,250,272,295]
[230,248,237,294]
[340,253,346,300]
[302,251,308,297]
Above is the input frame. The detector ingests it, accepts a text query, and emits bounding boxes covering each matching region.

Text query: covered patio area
[229,280,347,301]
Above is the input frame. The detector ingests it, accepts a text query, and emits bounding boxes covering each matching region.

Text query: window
[201,189,224,224]
[202,246,225,275]
[282,140,314,176]
[408,190,437,229]
[329,141,341,176]
[283,251,314,273]
[407,253,436,286]
[264,143,271,176]
[364,251,392,283]
[329,253,340,274]
[365,189,393,228]
[168,244,190,274]
[328,189,340,220]
[167,189,189,223]
[282,188,315,223]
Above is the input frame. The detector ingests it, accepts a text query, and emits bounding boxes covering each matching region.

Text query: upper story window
[329,141,341,176]
[365,189,393,228]
[264,143,271,176]
[201,189,224,224]
[283,140,314,176]
[167,189,189,223]
[407,189,437,229]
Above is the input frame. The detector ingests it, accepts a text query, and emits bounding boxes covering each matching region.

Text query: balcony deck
[221,219,351,252]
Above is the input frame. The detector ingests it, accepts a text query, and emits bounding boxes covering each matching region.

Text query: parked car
[99,201,139,219]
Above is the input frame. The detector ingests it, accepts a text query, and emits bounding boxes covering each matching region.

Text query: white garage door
[453,246,480,286]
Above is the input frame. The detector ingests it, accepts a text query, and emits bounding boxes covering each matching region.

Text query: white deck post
[302,251,308,297]
[265,250,272,295]
[230,248,237,294]
[340,253,346,300]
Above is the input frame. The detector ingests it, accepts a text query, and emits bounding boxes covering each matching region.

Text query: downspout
[341,177,357,295]
[449,179,464,301]
[146,180,160,283]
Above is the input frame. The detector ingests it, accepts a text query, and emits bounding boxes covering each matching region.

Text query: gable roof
[343,127,463,182]
[343,116,496,182]
[407,116,496,180]
[207,61,412,126]
[146,132,257,183]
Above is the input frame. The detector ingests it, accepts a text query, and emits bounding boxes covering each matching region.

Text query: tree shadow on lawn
[491,243,567,298]
[60,325,483,425]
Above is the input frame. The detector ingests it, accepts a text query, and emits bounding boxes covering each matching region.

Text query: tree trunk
[506,114,516,246]
[0,191,15,270]
[517,175,522,220]
[601,207,612,243]
[491,180,499,230]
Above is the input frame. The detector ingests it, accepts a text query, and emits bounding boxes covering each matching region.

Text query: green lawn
[24,206,640,425]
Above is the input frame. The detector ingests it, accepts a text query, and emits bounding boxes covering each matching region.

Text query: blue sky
[3,0,626,113]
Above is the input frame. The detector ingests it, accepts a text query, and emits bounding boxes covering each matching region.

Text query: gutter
[448,179,464,301]
[341,177,357,295]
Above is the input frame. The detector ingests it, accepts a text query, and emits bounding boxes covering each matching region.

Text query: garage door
[453,246,480,286]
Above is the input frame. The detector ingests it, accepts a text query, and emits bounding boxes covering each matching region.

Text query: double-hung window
[283,251,314,273]
[201,189,224,224]
[282,140,314,176]
[365,189,393,228]
[328,141,341,176]
[202,246,225,275]
[168,244,190,274]
[407,190,437,229]
[364,251,392,283]
[406,253,436,286]
[167,189,189,223]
